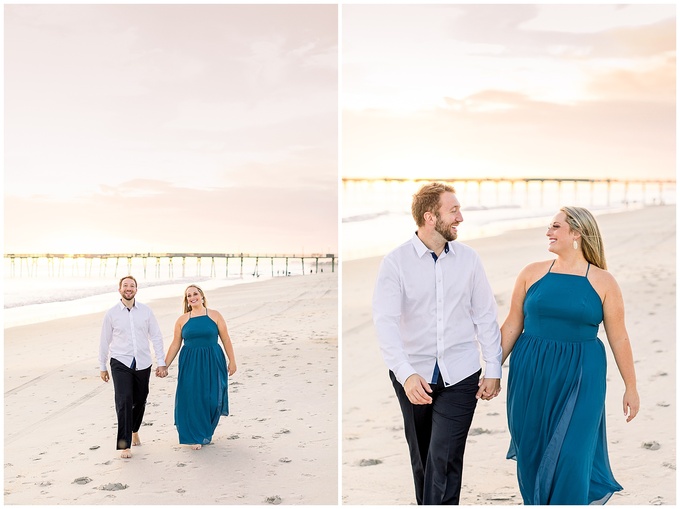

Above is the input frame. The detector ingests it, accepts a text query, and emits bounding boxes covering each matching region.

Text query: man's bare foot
[121,449,132,458]
[132,432,141,446]
[191,444,202,450]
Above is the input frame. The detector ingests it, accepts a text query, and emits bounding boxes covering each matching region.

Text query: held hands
[477,377,501,401]
[404,374,433,405]
[155,366,169,378]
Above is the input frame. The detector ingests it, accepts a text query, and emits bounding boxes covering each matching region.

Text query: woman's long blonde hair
[561,206,607,270]
[183,284,207,313]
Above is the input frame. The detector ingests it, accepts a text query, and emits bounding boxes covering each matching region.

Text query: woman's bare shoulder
[176,312,191,326]
[520,260,554,278]
[587,265,619,293]
[207,308,224,321]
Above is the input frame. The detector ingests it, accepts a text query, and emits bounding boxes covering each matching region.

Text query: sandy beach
[342,205,676,505]
[4,272,338,505]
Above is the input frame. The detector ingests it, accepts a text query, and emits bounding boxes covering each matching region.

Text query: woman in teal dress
[501,206,639,505]
[165,285,237,449]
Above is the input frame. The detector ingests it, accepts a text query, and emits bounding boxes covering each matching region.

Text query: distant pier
[343,177,675,207]
[4,252,336,279]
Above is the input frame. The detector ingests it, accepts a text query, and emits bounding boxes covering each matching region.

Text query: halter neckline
[548,260,591,277]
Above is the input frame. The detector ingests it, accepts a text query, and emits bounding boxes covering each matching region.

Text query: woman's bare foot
[121,449,132,458]
[191,444,202,450]
[132,432,141,446]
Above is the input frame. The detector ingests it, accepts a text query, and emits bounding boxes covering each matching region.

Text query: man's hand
[155,366,168,378]
[404,374,433,405]
[476,377,501,400]
[100,371,110,383]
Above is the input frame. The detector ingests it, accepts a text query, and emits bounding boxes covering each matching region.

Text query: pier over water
[5,252,336,279]
[343,177,675,208]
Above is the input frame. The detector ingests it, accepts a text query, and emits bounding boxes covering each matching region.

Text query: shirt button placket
[436,263,444,370]
[129,309,138,369]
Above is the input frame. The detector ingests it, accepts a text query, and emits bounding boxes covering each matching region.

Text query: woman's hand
[228,360,237,376]
[623,387,640,422]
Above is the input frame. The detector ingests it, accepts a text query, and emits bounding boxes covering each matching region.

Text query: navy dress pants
[391,369,481,505]
[110,357,151,450]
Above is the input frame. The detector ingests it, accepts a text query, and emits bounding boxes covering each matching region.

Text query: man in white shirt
[99,275,168,459]
[373,182,502,504]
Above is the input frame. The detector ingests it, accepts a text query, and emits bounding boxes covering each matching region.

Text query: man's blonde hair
[411,182,456,227]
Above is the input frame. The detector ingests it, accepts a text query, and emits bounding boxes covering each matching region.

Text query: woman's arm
[601,272,639,422]
[211,310,237,376]
[164,316,186,368]
[500,266,530,365]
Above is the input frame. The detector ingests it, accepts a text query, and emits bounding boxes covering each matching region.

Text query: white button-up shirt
[373,233,502,387]
[99,300,166,371]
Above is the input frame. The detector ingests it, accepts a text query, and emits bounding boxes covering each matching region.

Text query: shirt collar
[117,299,137,310]
[411,232,455,259]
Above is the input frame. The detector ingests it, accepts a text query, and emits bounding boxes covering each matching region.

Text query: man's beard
[435,215,458,242]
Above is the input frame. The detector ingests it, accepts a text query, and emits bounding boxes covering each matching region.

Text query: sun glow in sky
[343,4,676,181]
[5,4,338,255]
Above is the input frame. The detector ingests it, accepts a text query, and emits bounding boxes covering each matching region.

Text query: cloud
[5,180,337,254]
[343,95,675,180]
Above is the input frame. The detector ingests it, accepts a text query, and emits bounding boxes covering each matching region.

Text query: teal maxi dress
[175,312,229,445]
[506,262,622,505]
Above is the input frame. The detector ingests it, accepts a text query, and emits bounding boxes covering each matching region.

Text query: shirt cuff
[395,365,417,386]
[483,362,502,379]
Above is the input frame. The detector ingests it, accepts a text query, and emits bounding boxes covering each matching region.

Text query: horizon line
[4,252,338,259]
[342,176,676,184]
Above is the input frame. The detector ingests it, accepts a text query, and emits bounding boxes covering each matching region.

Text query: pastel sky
[5,4,338,255]
[343,4,676,180]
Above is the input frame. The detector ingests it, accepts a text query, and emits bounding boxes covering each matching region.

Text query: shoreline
[341,202,669,262]
[342,204,676,505]
[3,271,330,329]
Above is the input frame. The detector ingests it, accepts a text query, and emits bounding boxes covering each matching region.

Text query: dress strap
[585,262,591,277]
[548,260,556,273]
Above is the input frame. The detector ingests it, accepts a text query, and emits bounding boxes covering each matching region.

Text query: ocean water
[342,179,676,260]
[3,256,335,328]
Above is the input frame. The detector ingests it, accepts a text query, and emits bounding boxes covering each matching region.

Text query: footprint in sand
[642,441,661,451]
[97,483,128,491]
[468,428,493,436]
[359,459,382,467]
